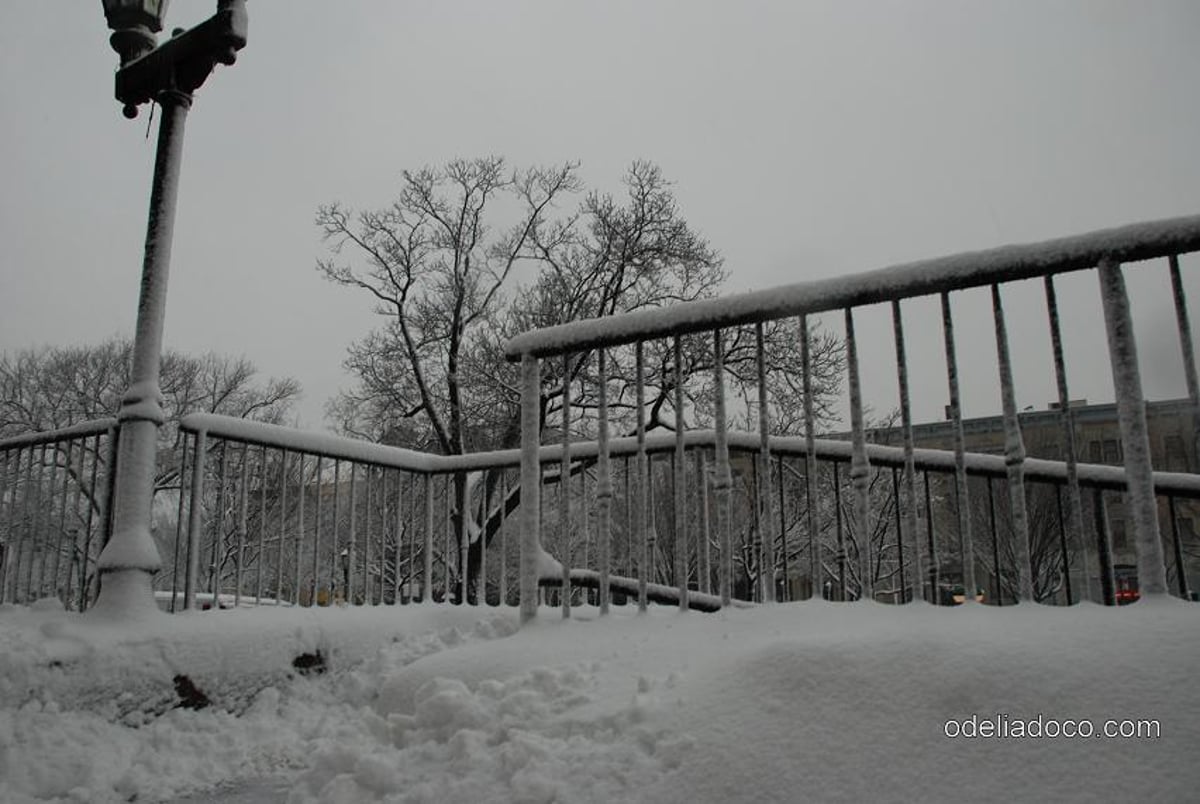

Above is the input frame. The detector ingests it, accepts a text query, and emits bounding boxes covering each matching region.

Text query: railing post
[519,353,542,623]
[991,285,1033,601]
[1097,258,1167,596]
[183,429,207,611]
[712,330,734,607]
[596,350,613,615]
[845,309,873,602]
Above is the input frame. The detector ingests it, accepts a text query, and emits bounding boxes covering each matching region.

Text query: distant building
[872,398,1198,601]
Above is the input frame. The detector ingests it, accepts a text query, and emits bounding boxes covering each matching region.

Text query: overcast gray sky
[3,0,1199,431]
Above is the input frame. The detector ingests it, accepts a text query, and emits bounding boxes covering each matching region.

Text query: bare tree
[317,158,844,599]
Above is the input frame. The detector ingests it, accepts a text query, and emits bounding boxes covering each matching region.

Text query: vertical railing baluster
[457,470,469,607]
[580,468,589,605]
[755,323,775,603]
[987,477,1001,605]
[597,350,613,615]
[833,462,845,601]
[891,301,923,603]
[347,463,358,605]
[293,453,304,605]
[1055,486,1073,605]
[477,472,487,607]
[635,342,649,612]
[363,465,372,604]
[800,314,821,600]
[924,470,937,602]
[23,444,46,602]
[210,443,229,603]
[518,354,542,622]
[1168,496,1190,599]
[170,436,189,612]
[712,331,733,607]
[1092,489,1116,605]
[1044,275,1090,602]
[311,456,322,606]
[184,429,207,611]
[68,440,87,610]
[37,442,60,597]
[498,471,508,606]
[845,308,873,602]
[80,434,103,612]
[0,450,8,602]
[674,335,689,610]
[698,450,711,596]
[991,284,1033,601]
[891,467,904,604]
[561,353,573,617]
[14,446,32,603]
[941,291,977,600]
[330,459,341,603]
[422,473,433,602]
[276,450,288,605]
[235,443,248,607]
[1168,255,1200,466]
[255,445,268,605]
[0,449,12,603]
[778,457,788,602]
[394,471,404,605]
[1097,258,1166,595]
[443,474,452,601]
[51,442,72,602]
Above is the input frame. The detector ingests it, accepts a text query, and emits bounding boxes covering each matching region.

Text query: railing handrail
[0,418,118,451]
[179,412,1200,498]
[504,214,1200,360]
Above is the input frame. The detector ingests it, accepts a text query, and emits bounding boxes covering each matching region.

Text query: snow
[503,213,1200,360]
[2,597,1197,803]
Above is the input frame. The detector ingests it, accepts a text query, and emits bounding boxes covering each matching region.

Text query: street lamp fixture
[91,1,248,616]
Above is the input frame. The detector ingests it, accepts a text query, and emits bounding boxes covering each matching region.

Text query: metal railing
[0,419,119,609]
[505,214,1200,621]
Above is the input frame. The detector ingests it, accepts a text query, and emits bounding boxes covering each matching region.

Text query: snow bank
[2,599,1197,802]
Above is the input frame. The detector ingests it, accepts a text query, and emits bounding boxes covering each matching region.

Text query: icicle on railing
[941,291,977,600]
[892,300,924,603]
[845,308,873,602]
[1097,258,1166,596]
[991,284,1033,601]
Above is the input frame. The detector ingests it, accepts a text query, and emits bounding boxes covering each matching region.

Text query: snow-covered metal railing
[506,214,1200,620]
[0,418,119,609]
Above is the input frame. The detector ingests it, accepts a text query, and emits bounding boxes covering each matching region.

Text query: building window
[1164,435,1188,472]
[1109,518,1128,552]
[1089,441,1102,464]
[1103,439,1121,465]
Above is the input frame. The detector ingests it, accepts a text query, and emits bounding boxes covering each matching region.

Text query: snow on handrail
[179,413,1200,498]
[504,214,1200,359]
[0,417,118,450]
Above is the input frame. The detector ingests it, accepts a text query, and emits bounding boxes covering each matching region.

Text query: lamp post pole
[92,1,247,616]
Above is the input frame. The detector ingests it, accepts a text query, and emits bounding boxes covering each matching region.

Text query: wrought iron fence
[0,419,119,609]
[506,215,1200,621]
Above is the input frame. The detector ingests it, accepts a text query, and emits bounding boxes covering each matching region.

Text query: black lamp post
[92,1,247,615]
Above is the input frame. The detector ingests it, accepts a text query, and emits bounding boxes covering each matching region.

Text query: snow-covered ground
[1,597,1197,803]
